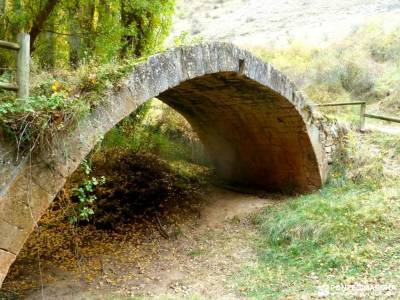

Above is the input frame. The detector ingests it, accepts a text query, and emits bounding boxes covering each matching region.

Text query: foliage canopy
[0,0,175,69]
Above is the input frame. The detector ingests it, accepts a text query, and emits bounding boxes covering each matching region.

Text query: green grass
[104,294,204,300]
[367,131,400,157]
[187,248,208,258]
[237,183,400,298]
[235,131,400,299]
[103,125,193,161]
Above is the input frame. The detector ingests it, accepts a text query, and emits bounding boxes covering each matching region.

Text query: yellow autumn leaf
[51,80,63,92]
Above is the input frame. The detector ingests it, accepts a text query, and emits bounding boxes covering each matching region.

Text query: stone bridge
[0,42,337,285]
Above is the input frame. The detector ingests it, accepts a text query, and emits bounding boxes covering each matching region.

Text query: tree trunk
[68,5,81,69]
[120,0,151,58]
[99,0,111,19]
[39,17,55,69]
[69,26,81,68]
[0,0,6,14]
[81,1,96,51]
[11,0,22,37]
[120,0,140,57]
[120,0,128,57]
[0,0,7,39]
[29,0,59,51]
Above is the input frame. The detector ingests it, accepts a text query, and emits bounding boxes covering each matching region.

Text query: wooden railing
[0,33,30,99]
[313,101,400,131]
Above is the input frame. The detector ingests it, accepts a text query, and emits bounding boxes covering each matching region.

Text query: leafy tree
[0,0,175,70]
[120,0,175,57]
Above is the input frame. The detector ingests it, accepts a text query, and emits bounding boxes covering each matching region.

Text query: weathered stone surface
[0,42,340,286]
[0,250,15,285]
[0,129,22,197]
[0,220,29,255]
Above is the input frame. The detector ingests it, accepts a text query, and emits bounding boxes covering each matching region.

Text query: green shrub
[339,60,375,96]
[358,22,400,62]
[0,92,90,146]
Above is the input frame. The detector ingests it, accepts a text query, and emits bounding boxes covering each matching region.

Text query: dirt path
[170,0,400,47]
[2,187,275,299]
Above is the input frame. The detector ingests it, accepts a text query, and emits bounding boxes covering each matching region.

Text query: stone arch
[0,42,329,285]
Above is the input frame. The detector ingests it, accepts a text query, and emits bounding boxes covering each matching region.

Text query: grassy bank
[236,130,400,299]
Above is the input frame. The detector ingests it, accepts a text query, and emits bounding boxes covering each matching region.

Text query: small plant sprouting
[69,159,106,224]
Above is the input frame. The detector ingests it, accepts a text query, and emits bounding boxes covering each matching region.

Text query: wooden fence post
[359,102,366,131]
[360,102,367,131]
[16,33,30,100]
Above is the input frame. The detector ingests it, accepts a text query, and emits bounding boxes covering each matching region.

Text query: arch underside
[159,72,321,192]
[0,42,329,286]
